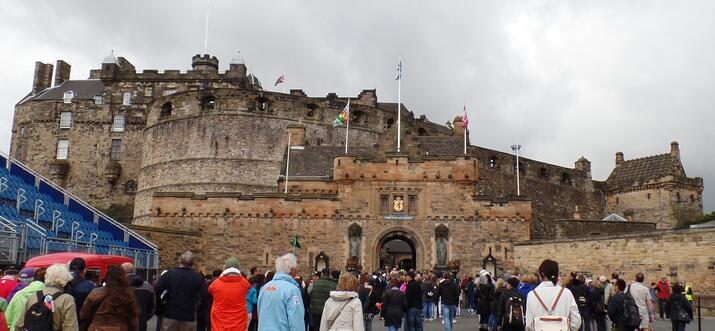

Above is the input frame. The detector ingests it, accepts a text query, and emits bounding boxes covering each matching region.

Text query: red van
[24,252,133,283]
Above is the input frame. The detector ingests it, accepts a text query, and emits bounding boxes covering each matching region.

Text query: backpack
[23,290,65,331]
[532,287,569,331]
[504,295,525,328]
[622,288,642,329]
[590,288,605,314]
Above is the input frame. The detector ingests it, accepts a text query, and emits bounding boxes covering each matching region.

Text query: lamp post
[511,144,522,196]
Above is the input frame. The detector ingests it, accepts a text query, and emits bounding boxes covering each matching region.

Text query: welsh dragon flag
[333,100,350,127]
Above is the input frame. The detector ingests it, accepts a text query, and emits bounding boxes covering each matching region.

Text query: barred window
[163,89,177,96]
[63,91,74,104]
[112,114,125,132]
[93,95,103,105]
[56,140,69,159]
[110,139,122,160]
[59,112,72,129]
[122,91,132,106]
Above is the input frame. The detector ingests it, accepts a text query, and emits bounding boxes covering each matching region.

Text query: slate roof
[283,146,377,177]
[605,153,683,189]
[417,136,465,156]
[33,80,105,101]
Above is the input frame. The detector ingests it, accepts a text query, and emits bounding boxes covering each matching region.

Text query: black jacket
[477,283,494,315]
[589,287,606,315]
[438,279,461,306]
[381,288,407,328]
[358,286,375,315]
[665,292,693,322]
[567,279,590,309]
[496,288,524,327]
[422,281,436,302]
[128,274,155,331]
[491,287,505,316]
[154,266,208,322]
[607,292,628,330]
[405,280,423,309]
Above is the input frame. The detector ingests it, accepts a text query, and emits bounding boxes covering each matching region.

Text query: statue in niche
[348,223,362,261]
[437,238,447,266]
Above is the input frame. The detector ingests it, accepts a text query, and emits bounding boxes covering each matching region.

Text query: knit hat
[224,257,240,269]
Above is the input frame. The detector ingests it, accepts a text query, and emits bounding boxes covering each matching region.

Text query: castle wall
[513,228,715,293]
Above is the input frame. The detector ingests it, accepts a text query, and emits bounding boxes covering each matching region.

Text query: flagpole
[464,105,467,155]
[345,99,350,154]
[397,56,402,153]
[203,0,210,54]
[284,133,291,194]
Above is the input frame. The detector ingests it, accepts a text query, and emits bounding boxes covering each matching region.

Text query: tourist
[154,251,208,331]
[319,273,364,331]
[476,272,494,331]
[566,273,590,331]
[4,267,45,330]
[0,270,18,300]
[604,273,618,306]
[525,259,581,331]
[437,272,460,331]
[466,276,476,313]
[588,279,607,331]
[65,258,96,314]
[403,271,422,331]
[121,262,155,331]
[309,268,337,331]
[497,277,525,331]
[256,253,305,331]
[14,263,78,330]
[517,274,538,300]
[628,272,653,330]
[6,269,34,303]
[421,273,436,321]
[665,284,693,331]
[358,273,375,331]
[656,277,670,319]
[79,265,139,331]
[247,273,265,331]
[381,277,407,331]
[608,279,636,331]
[208,257,251,331]
[489,278,506,331]
[681,280,693,308]
[197,269,221,331]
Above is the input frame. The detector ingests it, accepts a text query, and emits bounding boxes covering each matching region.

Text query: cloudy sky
[1,1,713,211]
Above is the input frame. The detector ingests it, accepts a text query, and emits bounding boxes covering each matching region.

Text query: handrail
[0,216,17,233]
[0,151,157,250]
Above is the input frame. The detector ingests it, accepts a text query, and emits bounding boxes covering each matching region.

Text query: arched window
[539,167,549,180]
[386,118,394,129]
[160,102,172,118]
[201,95,216,110]
[418,128,428,136]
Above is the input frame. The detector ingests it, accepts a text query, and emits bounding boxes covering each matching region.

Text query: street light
[511,144,522,196]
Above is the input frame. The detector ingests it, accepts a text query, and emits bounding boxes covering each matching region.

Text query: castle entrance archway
[372,227,424,271]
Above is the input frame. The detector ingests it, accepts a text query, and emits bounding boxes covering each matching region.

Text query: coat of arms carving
[393,196,404,212]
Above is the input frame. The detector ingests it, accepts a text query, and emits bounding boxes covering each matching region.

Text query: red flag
[461,105,469,127]
[274,74,286,86]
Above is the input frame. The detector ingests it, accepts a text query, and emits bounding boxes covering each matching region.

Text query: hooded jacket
[319,291,364,331]
[128,274,154,331]
[4,280,45,330]
[257,272,305,331]
[208,271,251,331]
[309,276,337,315]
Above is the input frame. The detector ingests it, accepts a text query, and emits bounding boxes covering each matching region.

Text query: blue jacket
[246,286,258,314]
[517,282,536,298]
[257,272,305,331]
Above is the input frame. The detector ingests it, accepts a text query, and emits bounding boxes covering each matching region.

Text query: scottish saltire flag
[333,100,350,127]
[462,105,469,127]
[274,74,286,86]
[395,60,402,80]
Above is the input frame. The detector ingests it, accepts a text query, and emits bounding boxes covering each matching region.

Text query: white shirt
[525,281,582,331]
[628,281,652,328]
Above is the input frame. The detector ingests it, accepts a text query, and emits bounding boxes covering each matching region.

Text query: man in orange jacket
[208,257,251,331]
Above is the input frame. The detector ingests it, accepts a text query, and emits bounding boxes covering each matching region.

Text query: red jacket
[656,280,670,299]
[208,274,251,331]
[0,277,18,299]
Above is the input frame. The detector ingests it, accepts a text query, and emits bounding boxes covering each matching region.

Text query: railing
[0,151,157,252]
[0,216,19,263]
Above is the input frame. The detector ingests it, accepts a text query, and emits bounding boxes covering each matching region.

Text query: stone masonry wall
[513,228,715,293]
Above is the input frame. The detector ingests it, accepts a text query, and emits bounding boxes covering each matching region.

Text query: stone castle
[9,52,704,274]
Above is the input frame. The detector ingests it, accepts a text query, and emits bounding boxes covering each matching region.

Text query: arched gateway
[372,227,425,271]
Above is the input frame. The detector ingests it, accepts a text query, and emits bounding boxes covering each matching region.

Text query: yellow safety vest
[684,285,693,301]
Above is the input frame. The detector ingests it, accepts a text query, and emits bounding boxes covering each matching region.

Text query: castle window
[386,118,394,129]
[163,89,176,96]
[561,172,572,185]
[201,95,216,110]
[110,139,122,160]
[256,97,268,111]
[307,103,318,118]
[56,140,69,160]
[122,91,132,106]
[59,112,72,129]
[160,102,172,118]
[63,91,74,104]
[408,195,417,215]
[124,180,137,194]
[676,192,681,203]
[112,114,125,132]
[380,195,389,214]
[93,95,103,105]
[418,128,428,136]
[489,156,498,168]
[539,167,549,180]
[647,193,651,200]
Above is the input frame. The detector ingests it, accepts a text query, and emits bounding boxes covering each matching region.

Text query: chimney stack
[32,62,54,94]
[54,60,71,86]
[670,141,680,158]
[452,116,465,136]
[615,152,624,166]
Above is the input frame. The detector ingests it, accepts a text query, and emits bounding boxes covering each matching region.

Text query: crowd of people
[0,252,697,331]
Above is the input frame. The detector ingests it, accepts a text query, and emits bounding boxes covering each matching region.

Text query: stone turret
[192,54,219,74]
[452,116,465,136]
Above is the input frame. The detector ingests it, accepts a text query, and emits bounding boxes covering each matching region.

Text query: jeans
[423,302,433,320]
[364,319,373,331]
[579,307,591,331]
[671,321,686,331]
[488,314,497,331]
[388,326,399,331]
[405,307,423,331]
[659,298,669,319]
[594,313,607,331]
[441,304,456,331]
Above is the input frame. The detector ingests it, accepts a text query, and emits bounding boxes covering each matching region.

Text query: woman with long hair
[79,265,139,331]
[524,259,581,331]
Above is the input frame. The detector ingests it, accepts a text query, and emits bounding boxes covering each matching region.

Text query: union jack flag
[274,74,286,86]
